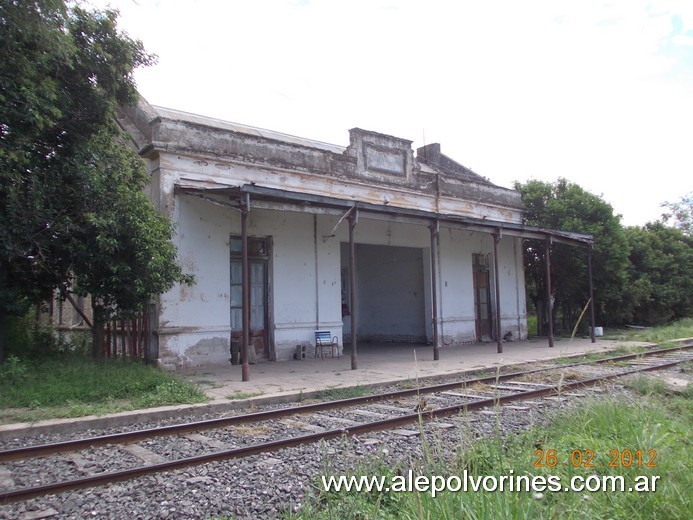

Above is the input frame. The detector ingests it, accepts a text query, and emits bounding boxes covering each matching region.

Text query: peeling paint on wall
[117,100,534,368]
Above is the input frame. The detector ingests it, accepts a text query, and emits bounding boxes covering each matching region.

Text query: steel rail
[0,343,690,464]
[0,356,688,504]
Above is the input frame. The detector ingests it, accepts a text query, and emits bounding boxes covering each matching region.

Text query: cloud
[91,0,693,226]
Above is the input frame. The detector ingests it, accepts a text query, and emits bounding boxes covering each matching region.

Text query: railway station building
[117,98,593,371]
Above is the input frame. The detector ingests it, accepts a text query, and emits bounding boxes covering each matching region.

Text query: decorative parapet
[117,97,523,222]
[345,128,416,182]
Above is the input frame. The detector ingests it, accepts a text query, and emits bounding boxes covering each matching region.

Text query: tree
[515,179,629,332]
[68,125,194,319]
[661,192,692,237]
[624,222,693,325]
[0,1,191,361]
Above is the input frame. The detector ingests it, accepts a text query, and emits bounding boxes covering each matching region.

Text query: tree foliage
[660,192,692,237]
[515,179,629,330]
[623,222,693,325]
[0,1,192,361]
[67,126,194,316]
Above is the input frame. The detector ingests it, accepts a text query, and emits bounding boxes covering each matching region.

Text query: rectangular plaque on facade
[363,143,406,177]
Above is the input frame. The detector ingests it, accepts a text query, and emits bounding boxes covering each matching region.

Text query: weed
[290,394,692,520]
[612,344,648,356]
[226,390,264,400]
[624,374,671,396]
[398,379,419,389]
[0,356,28,383]
[623,318,693,344]
[553,351,604,364]
[134,380,207,408]
[515,371,557,385]
[316,386,368,401]
[0,357,208,422]
[465,381,493,393]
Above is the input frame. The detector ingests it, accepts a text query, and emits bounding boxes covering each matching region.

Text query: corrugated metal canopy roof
[175,182,594,248]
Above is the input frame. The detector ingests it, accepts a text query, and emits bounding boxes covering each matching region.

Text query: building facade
[117,99,590,369]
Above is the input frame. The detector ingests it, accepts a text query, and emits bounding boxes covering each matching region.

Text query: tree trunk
[91,300,104,360]
[0,306,6,363]
[92,320,104,360]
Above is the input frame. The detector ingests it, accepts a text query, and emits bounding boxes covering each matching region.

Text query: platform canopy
[175,182,594,248]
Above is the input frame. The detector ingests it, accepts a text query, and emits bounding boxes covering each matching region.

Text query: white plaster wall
[438,228,477,344]
[488,236,527,341]
[157,195,234,367]
[436,230,527,346]
[315,216,343,332]
[175,196,232,327]
[264,212,341,360]
[335,218,431,249]
[158,198,346,365]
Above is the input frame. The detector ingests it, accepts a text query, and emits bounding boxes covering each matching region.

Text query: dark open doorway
[341,243,427,344]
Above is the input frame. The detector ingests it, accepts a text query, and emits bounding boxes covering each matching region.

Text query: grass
[226,390,264,400]
[316,385,369,401]
[554,344,649,365]
[616,318,693,345]
[554,350,617,364]
[625,373,692,399]
[611,344,649,355]
[292,392,692,520]
[0,356,209,423]
[552,319,692,365]
[625,374,674,397]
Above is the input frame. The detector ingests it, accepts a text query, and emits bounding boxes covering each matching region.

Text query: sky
[90,0,693,226]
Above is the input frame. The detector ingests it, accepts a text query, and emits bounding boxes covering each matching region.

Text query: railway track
[1,343,690,504]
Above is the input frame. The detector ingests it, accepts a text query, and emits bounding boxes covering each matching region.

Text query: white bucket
[592,326,604,337]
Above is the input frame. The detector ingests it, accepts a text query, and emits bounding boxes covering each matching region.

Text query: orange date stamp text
[533,449,657,468]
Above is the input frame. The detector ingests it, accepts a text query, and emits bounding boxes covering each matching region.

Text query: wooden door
[473,268,492,341]
[230,237,269,361]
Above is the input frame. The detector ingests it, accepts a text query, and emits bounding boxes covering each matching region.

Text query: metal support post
[348,210,358,370]
[545,236,554,348]
[241,193,251,381]
[588,246,596,343]
[493,230,503,353]
[429,222,440,360]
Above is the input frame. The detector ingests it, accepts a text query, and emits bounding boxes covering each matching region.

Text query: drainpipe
[493,229,503,354]
[429,221,440,360]
[545,236,554,348]
[241,192,251,381]
[588,245,596,343]
[348,209,358,370]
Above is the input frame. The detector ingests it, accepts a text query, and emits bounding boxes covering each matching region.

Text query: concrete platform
[179,337,646,402]
[0,337,649,439]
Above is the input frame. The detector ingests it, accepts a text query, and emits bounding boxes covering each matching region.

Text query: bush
[0,355,28,383]
[4,310,60,359]
[527,315,538,337]
[3,306,95,361]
